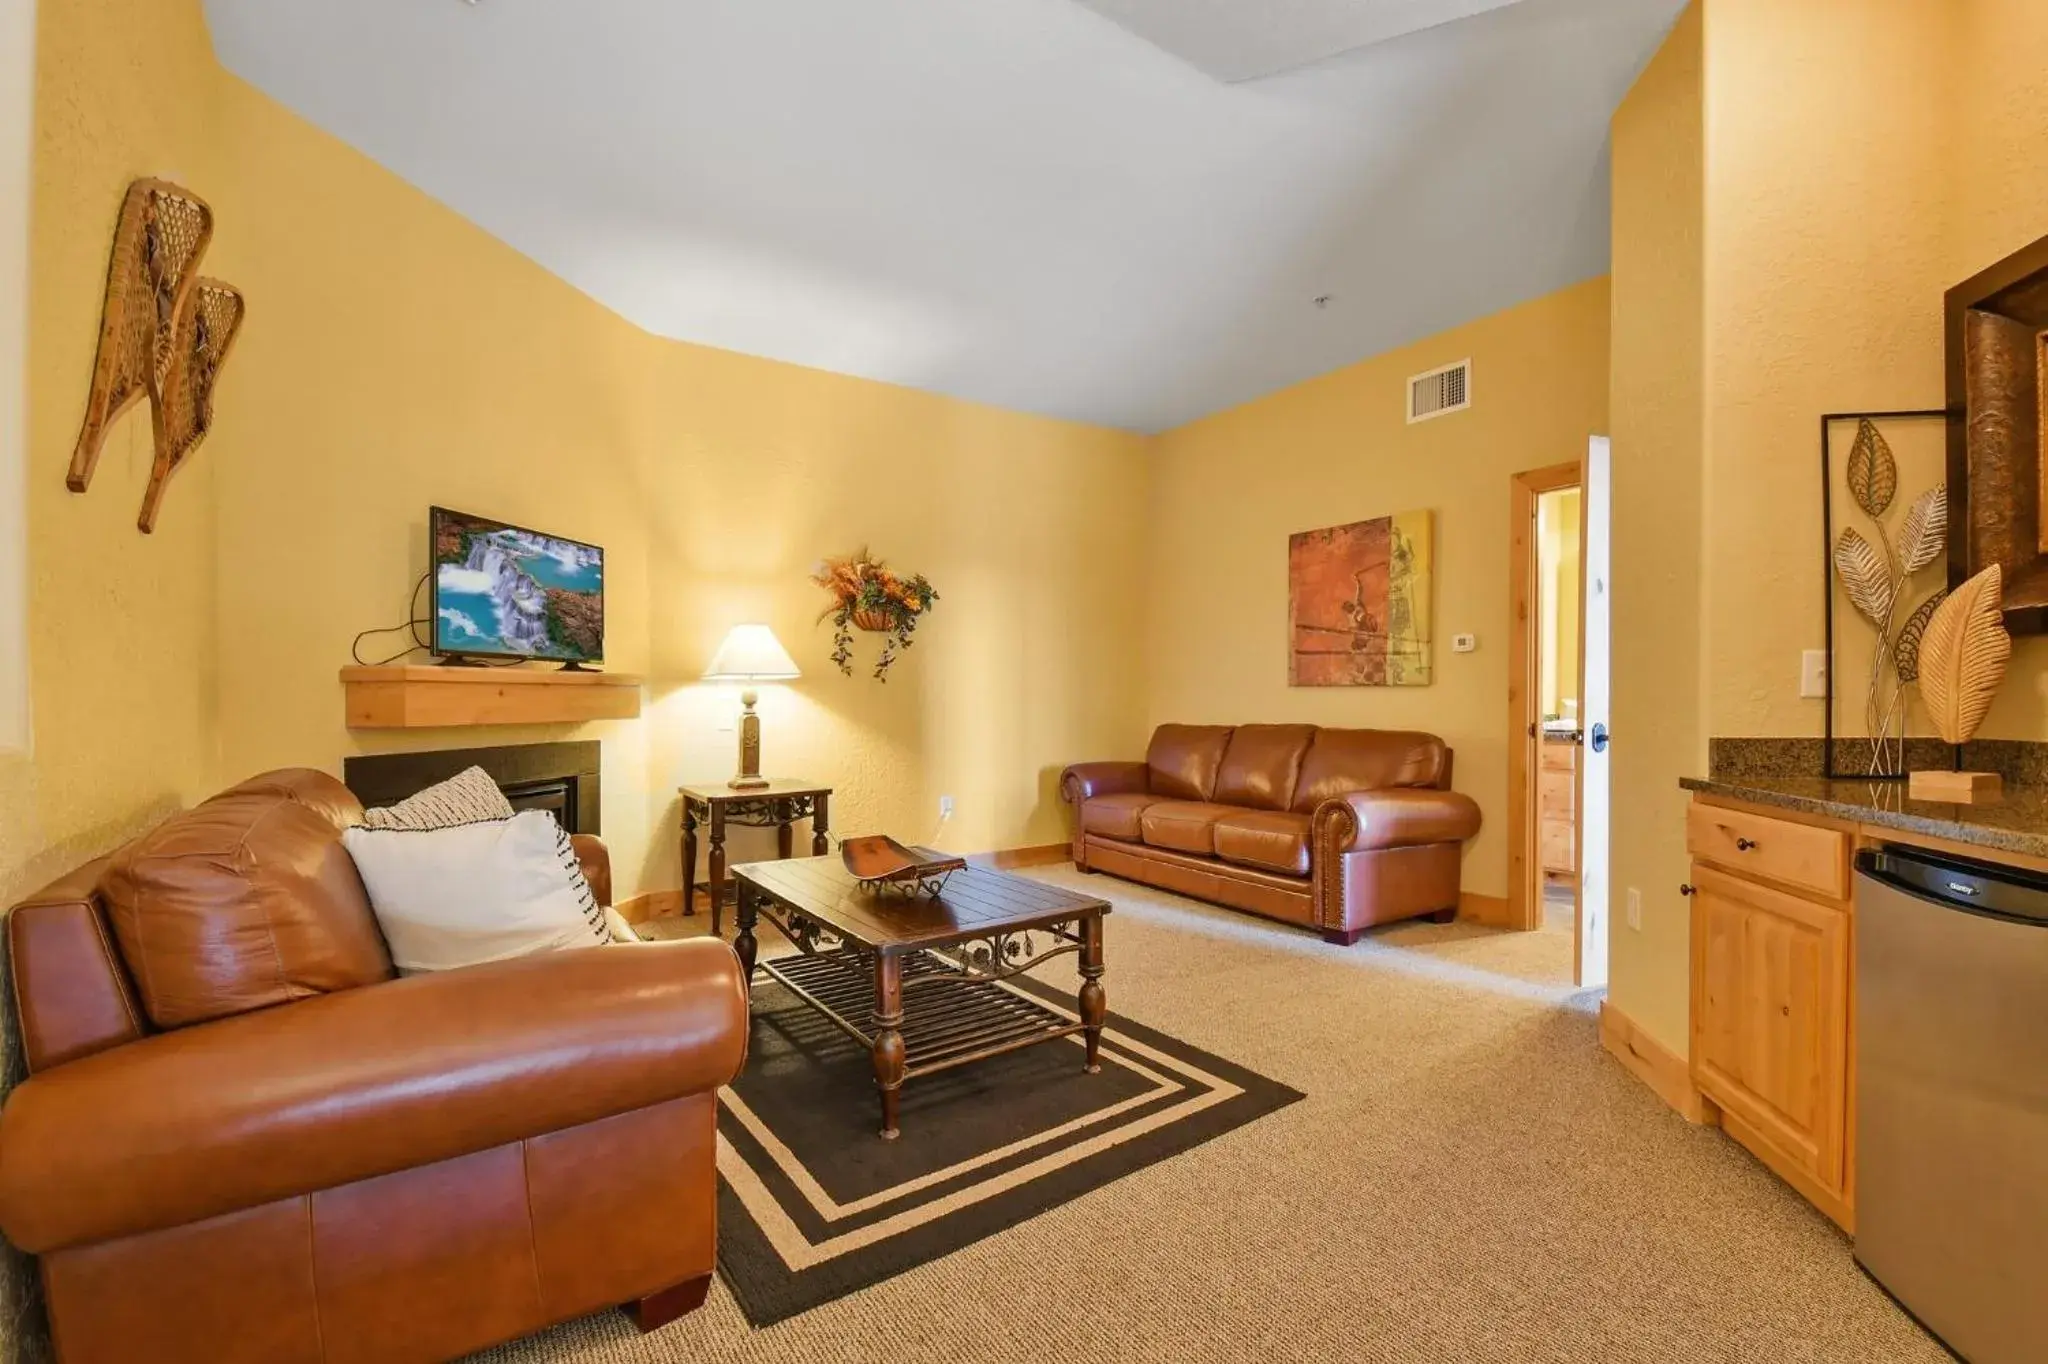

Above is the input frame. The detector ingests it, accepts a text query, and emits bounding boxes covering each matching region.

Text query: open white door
[1576,436,1611,988]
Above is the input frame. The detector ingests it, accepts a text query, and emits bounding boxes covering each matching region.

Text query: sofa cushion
[1212,811,1314,876]
[1292,729,1450,811]
[1214,725,1317,811]
[1080,792,1164,841]
[1145,725,1234,801]
[1139,801,1237,856]
[101,774,395,1030]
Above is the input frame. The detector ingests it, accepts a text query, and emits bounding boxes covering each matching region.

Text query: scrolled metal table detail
[731,863,1110,1140]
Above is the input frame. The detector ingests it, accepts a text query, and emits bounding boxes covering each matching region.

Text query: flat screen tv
[430,506,604,664]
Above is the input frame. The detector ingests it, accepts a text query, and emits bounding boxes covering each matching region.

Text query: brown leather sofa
[1061,725,1482,944]
[0,769,748,1364]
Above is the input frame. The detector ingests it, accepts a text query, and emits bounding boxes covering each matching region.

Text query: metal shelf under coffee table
[731,856,1111,1140]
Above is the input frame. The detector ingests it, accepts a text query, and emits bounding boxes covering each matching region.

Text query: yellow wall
[1146,278,1611,900]
[1607,1,1704,1052]
[1701,0,1954,743]
[1,0,224,919]
[1607,0,2048,1053]
[15,0,1152,923]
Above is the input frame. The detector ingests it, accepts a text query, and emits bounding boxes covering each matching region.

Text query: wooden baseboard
[616,890,686,925]
[969,844,1071,870]
[1457,891,1510,926]
[1599,1000,1715,1125]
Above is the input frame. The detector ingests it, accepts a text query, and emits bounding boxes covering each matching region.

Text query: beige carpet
[474,868,1942,1364]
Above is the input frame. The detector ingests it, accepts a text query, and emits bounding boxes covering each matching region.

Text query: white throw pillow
[343,809,611,973]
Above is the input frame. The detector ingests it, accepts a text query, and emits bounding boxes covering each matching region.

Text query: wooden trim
[340,665,642,729]
[1507,461,1583,934]
[1599,999,1716,1125]
[1456,891,1511,926]
[969,844,1071,870]
[616,890,685,925]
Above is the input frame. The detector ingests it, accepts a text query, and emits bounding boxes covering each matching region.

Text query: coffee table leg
[1079,914,1106,1075]
[733,877,758,988]
[812,793,831,856]
[872,952,905,1140]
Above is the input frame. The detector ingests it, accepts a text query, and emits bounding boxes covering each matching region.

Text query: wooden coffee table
[731,856,1111,1140]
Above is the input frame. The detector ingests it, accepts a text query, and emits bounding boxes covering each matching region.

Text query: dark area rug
[715,968,1303,1326]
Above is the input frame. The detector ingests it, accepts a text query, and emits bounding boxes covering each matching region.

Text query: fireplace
[343,741,601,834]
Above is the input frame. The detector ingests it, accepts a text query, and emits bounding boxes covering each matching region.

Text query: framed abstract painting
[1288,510,1434,686]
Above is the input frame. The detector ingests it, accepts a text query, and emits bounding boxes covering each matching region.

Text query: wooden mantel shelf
[340,665,643,729]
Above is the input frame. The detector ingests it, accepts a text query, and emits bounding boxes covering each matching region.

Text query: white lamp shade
[702,624,801,681]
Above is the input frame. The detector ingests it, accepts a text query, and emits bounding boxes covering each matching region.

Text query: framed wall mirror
[1947,230,2048,634]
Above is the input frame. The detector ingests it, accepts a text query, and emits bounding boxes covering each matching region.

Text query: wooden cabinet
[1539,738,1576,877]
[1685,794,1857,1230]
[1673,790,2048,1233]
[1690,863,1850,1217]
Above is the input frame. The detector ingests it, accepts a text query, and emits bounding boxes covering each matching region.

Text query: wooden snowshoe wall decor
[69,179,245,533]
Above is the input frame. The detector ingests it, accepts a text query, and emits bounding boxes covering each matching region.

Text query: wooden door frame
[1507,461,1584,933]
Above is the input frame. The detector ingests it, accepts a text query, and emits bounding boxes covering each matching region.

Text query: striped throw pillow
[357,765,514,831]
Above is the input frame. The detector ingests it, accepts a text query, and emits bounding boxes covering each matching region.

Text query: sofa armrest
[1314,788,1482,855]
[0,938,747,1254]
[570,832,613,907]
[1059,761,1149,804]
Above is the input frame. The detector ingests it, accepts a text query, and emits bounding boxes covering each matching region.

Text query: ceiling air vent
[1407,359,1471,424]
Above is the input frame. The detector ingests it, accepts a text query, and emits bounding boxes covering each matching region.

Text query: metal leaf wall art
[69,179,244,533]
[1829,419,1948,774]
[1918,565,2011,746]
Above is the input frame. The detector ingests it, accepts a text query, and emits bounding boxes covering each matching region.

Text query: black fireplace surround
[343,741,600,835]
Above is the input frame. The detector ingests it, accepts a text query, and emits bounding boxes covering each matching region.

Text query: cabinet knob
[1679,883,1697,896]
[1734,837,1758,852]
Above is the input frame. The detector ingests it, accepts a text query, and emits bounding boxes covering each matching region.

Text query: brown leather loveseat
[1061,725,1482,943]
[0,769,748,1364]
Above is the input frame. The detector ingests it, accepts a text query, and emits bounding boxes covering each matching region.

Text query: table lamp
[702,624,801,789]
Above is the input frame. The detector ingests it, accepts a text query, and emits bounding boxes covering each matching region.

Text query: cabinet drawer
[1686,802,1848,900]
[1540,740,1577,772]
[1538,769,1575,820]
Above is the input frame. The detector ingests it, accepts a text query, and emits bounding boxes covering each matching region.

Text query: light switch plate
[1626,887,1642,931]
[1451,633,1477,654]
[1800,649,1829,699]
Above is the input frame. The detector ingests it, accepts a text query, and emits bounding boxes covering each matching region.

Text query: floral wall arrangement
[812,548,939,681]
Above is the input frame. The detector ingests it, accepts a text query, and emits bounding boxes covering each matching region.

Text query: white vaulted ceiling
[202,0,1682,432]
[1072,0,1538,83]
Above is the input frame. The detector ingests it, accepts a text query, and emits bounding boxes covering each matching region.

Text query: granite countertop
[1680,775,2048,860]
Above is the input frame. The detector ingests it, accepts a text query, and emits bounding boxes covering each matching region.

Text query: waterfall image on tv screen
[431,507,604,662]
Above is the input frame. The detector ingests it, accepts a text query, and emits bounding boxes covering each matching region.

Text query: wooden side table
[678,780,831,934]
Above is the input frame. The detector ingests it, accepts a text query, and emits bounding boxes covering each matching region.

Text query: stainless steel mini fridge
[1854,844,2048,1362]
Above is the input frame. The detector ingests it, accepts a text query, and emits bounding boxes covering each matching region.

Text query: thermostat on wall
[1451,633,1477,654]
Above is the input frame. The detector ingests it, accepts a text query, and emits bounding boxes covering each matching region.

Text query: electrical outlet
[1626,887,1643,931]
[938,795,954,820]
[1800,649,1829,699]
[1452,633,1477,654]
